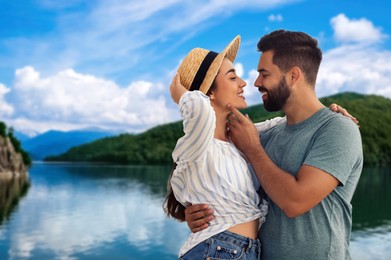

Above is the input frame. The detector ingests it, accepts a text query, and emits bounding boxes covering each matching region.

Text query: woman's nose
[241,78,247,88]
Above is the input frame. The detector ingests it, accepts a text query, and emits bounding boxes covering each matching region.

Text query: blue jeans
[179,230,261,260]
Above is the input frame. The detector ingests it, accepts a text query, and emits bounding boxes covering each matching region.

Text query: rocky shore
[0,135,28,181]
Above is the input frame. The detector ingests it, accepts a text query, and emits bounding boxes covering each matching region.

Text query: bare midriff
[227,218,259,239]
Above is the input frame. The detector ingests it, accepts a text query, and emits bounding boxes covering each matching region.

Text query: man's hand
[226,104,261,156]
[329,103,359,125]
[185,204,214,233]
[170,73,188,104]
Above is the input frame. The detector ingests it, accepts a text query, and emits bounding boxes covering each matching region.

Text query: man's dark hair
[257,30,322,86]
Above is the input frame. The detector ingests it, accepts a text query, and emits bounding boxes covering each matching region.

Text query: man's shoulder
[317,109,359,133]
[315,110,363,157]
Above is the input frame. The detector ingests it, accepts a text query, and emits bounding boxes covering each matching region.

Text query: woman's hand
[170,73,188,104]
[329,103,359,125]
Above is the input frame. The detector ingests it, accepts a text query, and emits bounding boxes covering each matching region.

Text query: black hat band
[190,51,218,91]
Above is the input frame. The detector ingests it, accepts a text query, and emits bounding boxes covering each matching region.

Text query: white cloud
[3,66,177,134]
[244,69,263,106]
[235,62,244,78]
[317,44,391,98]
[268,14,283,22]
[236,62,265,106]
[0,83,14,116]
[330,14,387,44]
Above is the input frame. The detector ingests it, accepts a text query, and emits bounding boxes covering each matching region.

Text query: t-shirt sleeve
[303,116,363,185]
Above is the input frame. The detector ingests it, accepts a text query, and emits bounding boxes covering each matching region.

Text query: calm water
[0,163,390,260]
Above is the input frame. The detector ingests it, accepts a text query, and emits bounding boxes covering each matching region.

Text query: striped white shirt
[171,91,285,257]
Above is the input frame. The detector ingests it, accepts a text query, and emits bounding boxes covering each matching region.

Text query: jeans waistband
[211,230,260,252]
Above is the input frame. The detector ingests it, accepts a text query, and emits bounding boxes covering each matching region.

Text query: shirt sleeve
[172,91,216,162]
[254,116,286,134]
[303,116,363,185]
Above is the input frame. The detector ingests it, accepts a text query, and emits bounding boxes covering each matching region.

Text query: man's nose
[254,75,262,87]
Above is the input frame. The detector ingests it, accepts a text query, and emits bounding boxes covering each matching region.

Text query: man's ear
[288,66,301,85]
[209,92,215,100]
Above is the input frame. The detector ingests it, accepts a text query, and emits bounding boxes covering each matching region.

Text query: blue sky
[0,0,390,135]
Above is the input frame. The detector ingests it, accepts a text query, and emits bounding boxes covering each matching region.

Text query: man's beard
[260,77,291,112]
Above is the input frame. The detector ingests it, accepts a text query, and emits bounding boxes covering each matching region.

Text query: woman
[164,35,280,260]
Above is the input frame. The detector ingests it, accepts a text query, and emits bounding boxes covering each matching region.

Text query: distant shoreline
[32,160,172,167]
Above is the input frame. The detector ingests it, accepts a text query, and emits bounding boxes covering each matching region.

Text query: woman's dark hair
[206,74,217,96]
[257,30,322,86]
[163,163,186,221]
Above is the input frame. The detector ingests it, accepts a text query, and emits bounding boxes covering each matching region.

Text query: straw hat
[177,35,241,94]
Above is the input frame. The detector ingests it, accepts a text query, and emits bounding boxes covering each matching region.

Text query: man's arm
[184,204,214,232]
[227,105,339,218]
[240,144,338,217]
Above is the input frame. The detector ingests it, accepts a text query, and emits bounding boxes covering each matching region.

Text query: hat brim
[177,35,241,94]
[198,35,241,94]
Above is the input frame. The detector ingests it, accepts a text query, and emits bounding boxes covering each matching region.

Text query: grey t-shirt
[259,108,363,260]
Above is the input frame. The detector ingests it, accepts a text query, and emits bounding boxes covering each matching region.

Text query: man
[185,30,363,259]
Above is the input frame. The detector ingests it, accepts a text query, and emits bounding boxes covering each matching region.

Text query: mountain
[45,92,391,166]
[22,129,116,160]
[14,131,32,142]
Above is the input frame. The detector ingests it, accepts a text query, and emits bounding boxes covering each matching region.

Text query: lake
[0,163,390,259]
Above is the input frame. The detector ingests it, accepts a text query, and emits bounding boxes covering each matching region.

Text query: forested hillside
[46,92,391,165]
[46,122,183,164]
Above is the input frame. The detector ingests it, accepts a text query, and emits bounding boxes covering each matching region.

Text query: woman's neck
[214,110,229,142]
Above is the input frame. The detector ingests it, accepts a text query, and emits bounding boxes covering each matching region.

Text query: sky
[0,0,390,136]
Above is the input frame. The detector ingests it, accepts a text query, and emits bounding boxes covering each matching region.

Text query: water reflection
[0,163,390,259]
[0,175,30,226]
[350,224,391,260]
[0,163,187,260]
[350,166,391,260]
[36,163,172,197]
[351,166,391,230]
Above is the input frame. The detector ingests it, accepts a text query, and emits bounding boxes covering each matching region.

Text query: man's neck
[283,90,325,125]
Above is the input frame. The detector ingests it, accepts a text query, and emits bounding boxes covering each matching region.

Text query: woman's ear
[209,92,215,100]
